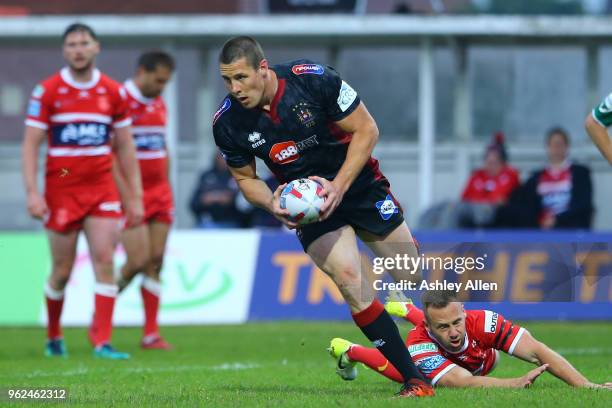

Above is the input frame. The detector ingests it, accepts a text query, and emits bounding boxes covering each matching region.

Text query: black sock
[352,299,426,384]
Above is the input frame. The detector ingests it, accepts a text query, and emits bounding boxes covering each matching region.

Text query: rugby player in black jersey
[213,36,433,398]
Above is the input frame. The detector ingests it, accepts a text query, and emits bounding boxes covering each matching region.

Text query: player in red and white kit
[328,291,612,389]
[22,23,143,359]
[113,51,175,350]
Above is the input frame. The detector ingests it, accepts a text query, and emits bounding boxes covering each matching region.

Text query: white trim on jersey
[113,117,132,128]
[431,363,457,386]
[508,327,526,355]
[132,126,166,134]
[25,119,48,130]
[60,67,101,90]
[48,146,111,157]
[136,150,167,160]
[50,112,112,124]
[124,79,154,105]
[591,110,607,128]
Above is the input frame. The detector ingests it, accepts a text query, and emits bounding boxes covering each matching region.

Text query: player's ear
[259,59,269,76]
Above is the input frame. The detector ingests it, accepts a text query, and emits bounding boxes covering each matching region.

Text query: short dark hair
[62,23,97,42]
[137,50,175,72]
[219,36,265,69]
[546,126,570,146]
[421,290,458,319]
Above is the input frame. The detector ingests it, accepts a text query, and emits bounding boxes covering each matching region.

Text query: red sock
[405,304,425,326]
[141,278,161,338]
[92,283,118,347]
[347,344,404,383]
[44,282,64,340]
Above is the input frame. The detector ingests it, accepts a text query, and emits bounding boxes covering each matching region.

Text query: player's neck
[68,66,95,83]
[260,69,278,112]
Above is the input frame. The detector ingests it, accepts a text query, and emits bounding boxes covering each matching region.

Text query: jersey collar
[426,327,469,354]
[60,67,101,90]
[124,79,154,105]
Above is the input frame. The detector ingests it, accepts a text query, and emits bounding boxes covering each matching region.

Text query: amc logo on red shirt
[269,141,300,165]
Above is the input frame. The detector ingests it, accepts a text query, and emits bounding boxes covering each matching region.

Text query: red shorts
[143,183,174,225]
[45,187,122,233]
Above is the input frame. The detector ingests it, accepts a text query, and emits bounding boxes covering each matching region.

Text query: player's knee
[90,248,115,266]
[51,259,74,282]
[127,253,150,274]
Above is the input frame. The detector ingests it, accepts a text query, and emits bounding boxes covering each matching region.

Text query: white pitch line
[16,362,261,379]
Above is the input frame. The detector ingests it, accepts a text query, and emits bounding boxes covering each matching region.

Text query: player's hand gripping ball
[280,178,325,225]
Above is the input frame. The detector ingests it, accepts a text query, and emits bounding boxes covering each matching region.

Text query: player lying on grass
[328,290,612,389]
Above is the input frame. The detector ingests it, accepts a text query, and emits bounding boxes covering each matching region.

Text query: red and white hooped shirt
[25,67,131,192]
[123,79,169,190]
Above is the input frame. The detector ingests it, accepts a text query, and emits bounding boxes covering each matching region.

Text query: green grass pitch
[1,321,611,407]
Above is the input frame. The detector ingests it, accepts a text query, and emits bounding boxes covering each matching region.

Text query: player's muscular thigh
[359,222,422,282]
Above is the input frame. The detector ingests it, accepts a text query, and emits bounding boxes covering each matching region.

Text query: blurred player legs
[118,220,172,349]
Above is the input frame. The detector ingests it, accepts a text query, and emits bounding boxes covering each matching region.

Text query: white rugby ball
[280,178,325,225]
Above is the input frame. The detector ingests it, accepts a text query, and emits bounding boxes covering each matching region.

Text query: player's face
[220,57,267,109]
[547,133,569,164]
[484,150,503,176]
[137,65,173,98]
[425,302,467,352]
[63,31,99,72]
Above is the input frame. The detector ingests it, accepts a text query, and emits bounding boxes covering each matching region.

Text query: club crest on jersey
[248,131,266,148]
[292,102,315,127]
[98,96,110,112]
[376,194,399,220]
[213,98,231,125]
[291,64,324,76]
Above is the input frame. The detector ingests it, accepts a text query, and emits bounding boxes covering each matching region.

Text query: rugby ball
[280,178,325,225]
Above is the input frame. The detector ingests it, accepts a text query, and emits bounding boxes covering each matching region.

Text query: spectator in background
[419,132,519,229]
[189,152,248,228]
[496,127,593,229]
[236,173,283,229]
[459,132,520,227]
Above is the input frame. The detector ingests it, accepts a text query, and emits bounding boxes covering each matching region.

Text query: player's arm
[113,126,144,227]
[437,363,548,388]
[585,113,612,166]
[512,330,611,389]
[228,160,297,229]
[312,102,378,220]
[22,126,48,219]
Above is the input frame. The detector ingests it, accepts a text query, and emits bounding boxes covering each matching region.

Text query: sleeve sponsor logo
[213,98,231,125]
[415,354,447,375]
[269,141,300,165]
[408,342,438,357]
[484,310,499,333]
[337,80,357,112]
[291,64,325,76]
[31,84,45,99]
[27,100,41,117]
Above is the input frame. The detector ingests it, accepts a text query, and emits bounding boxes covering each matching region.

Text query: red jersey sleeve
[461,172,480,201]
[474,310,526,355]
[406,327,457,385]
[24,82,52,130]
[112,86,132,129]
